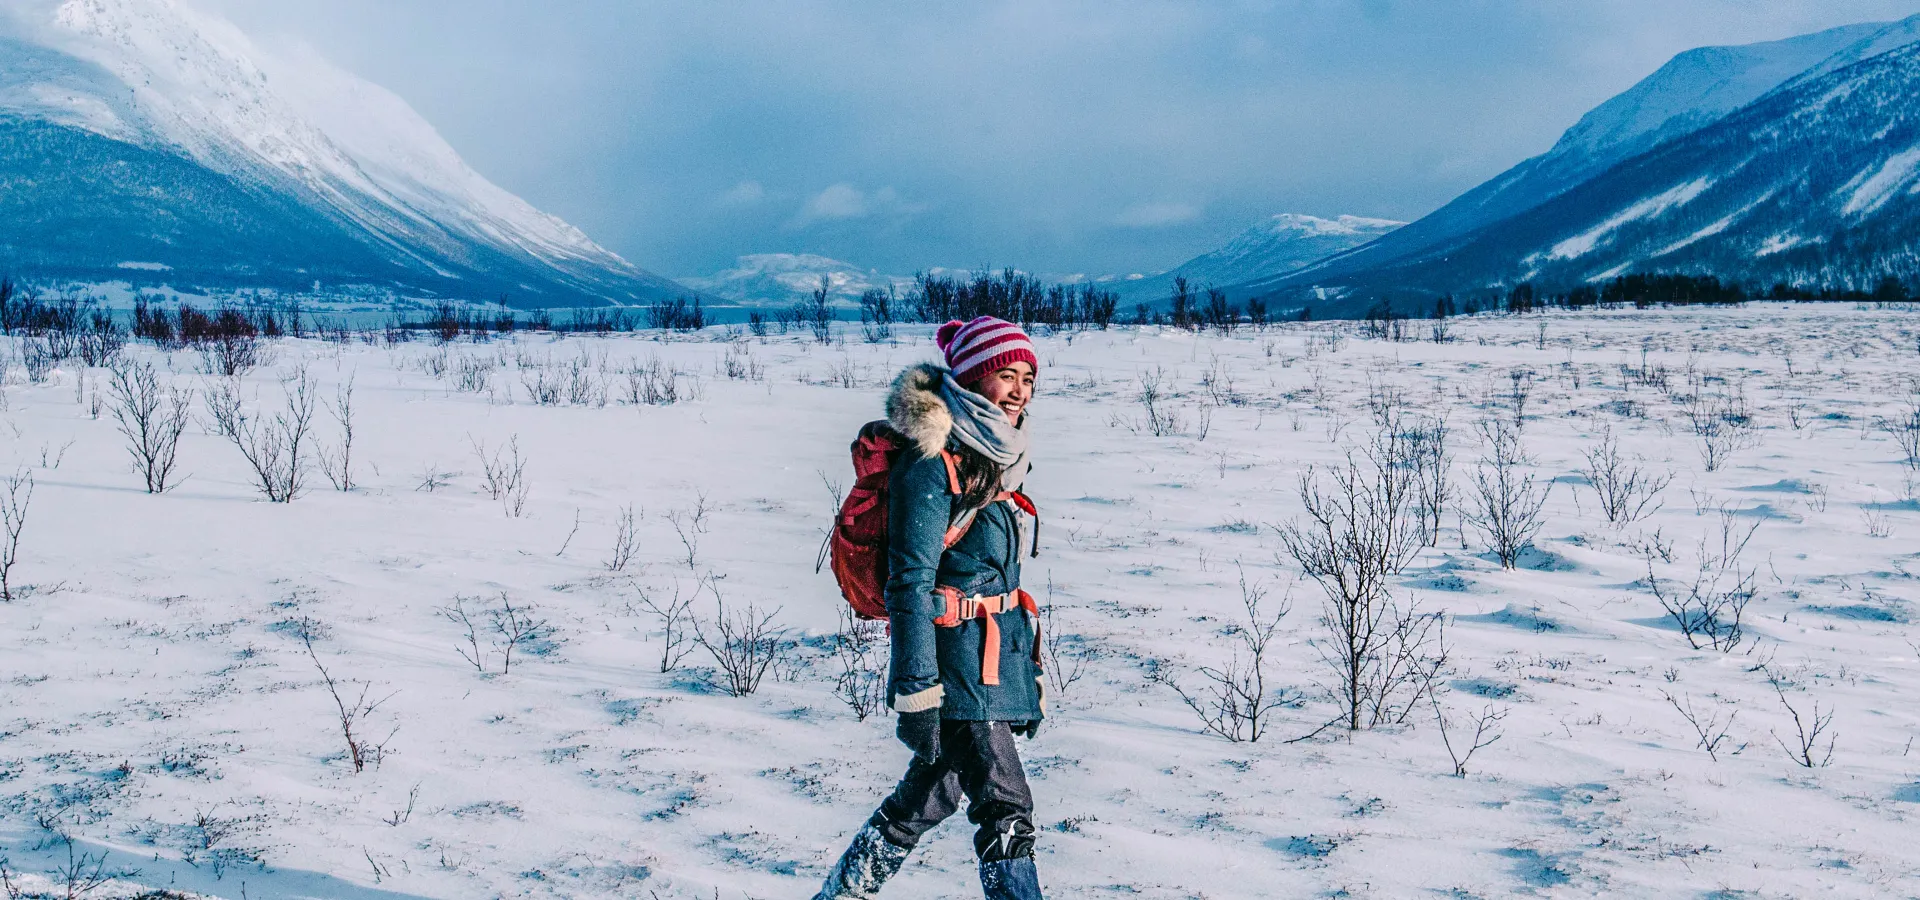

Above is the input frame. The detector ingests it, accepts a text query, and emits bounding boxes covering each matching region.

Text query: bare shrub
[1277,448,1445,731]
[317,378,356,492]
[1683,384,1759,472]
[1766,671,1836,768]
[1641,515,1757,653]
[0,471,30,602]
[694,580,788,697]
[625,356,687,405]
[665,493,712,571]
[1429,693,1506,776]
[607,504,642,572]
[225,368,320,503]
[297,618,394,774]
[200,329,265,376]
[1462,418,1551,568]
[1663,691,1738,761]
[1877,389,1920,470]
[1137,367,1184,437]
[631,580,697,672]
[106,359,193,494]
[1150,568,1297,742]
[22,337,56,383]
[453,354,493,393]
[1579,426,1670,526]
[472,435,530,517]
[830,605,888,721]
[1041,577,1090,696]
[439,593,556,676]
[721,342,764,381]
[1405,415,1453,547]
[519,365,563,406]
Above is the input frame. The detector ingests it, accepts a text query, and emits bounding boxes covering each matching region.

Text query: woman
[814,317,1047,900]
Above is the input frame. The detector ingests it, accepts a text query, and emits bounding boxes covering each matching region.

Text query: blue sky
[204,0,1920,279]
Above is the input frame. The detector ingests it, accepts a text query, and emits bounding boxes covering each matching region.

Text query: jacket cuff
[893,684,945,713]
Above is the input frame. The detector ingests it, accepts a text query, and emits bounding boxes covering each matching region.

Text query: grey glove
[896,709,942,762]
[1011,719,1042,739]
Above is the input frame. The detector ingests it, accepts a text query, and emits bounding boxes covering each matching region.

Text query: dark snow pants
[869,720,1037,862]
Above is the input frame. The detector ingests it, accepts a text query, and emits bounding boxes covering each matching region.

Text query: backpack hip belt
[932,586,1041,686]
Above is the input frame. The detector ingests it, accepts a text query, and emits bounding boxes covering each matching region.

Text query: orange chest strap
[932,586,1041,686]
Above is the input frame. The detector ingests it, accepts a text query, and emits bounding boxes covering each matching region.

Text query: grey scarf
[940,372,1030,494]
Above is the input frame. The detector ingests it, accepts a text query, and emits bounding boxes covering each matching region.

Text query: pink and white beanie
[934,317,1039,386]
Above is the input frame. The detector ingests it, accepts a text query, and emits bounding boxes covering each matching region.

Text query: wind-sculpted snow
[0,306,1916,897]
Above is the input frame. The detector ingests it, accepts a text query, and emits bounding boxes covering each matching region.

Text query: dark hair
[949,441,1004,512]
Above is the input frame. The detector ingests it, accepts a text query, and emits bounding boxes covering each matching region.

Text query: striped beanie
[935,317,1038,387]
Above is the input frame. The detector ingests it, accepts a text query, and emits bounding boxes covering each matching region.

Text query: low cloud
[788,183,914,229]
[1114,201,1203,228]
[715,180,765,207]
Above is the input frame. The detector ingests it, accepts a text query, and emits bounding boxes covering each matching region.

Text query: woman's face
[972,360,1035,422]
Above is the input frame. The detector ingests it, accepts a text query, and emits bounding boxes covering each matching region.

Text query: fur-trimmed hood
[886,362,953,458]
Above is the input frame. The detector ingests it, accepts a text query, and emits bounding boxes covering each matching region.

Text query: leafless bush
[1663,691,1739,761]
[1138,368,1184,437]
[1041,579,1090,696]
[563,354,606,406]
[1579,426,1670,526]
[439,593,556,676]
[472,435,530,517]
[317,378,356,492]
[225,368,320,502]
[721,342,764,381]
[200,330,265,376]
[453,355,493,393]
[625,355,689,405]
[1766,671,1836,768]
[830,605,888,721]
[1405,415,1453,547]
[1506,367,1535,425]
[694,580,788,697]
[1877,390,1920,470]
[1151,568,1296,742]
[1462,418,1551,568]
[297,617,394,774]
[665,493,711,571]
[631,580,697,672]
[0,471,30,602]
[1429,693,1506,776]
[4,822,137,900]
[607,504,642,572]
[1683,385,1759,472]
[22,337,56,383]
[106,359,192,494]
[519,366,563,406]
[1641,516,1758,653]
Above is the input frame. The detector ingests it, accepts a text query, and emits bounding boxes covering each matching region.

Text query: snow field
[0,304,1918,898]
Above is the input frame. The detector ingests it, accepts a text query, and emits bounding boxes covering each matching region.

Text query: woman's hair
[948,441,1004,511]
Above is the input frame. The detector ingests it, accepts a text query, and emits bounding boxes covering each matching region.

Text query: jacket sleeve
[885,448,949,712]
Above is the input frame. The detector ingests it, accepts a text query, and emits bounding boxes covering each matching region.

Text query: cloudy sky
[200,0,1920,279]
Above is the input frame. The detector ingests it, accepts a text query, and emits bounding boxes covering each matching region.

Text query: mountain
[680,254,916,306]
[0,0,690,306]
[1111,214,1402,302]
[1252,15,1920,301]
[1282,38,1920,304]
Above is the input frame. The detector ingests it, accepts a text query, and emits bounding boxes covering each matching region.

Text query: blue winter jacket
[882,364,1043,723]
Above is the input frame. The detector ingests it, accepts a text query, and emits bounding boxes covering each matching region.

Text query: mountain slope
[0,0,688,305]
[1112,214,1401,302]
[1288,41,1920,303]
[1263,16,1918,294]
[681,254,916,306]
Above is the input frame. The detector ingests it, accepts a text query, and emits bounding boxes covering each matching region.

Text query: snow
[3,306,1919,898]
[5,0,654,293]
[1548,178,1713,260]
[1839,145,1920,216]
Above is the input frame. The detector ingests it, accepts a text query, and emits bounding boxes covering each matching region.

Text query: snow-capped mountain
[680,254,917,306]
[1288,36,1920,302]
[0,0,690,305]
[1111,214,1401,302]
[1257,14,1920,298]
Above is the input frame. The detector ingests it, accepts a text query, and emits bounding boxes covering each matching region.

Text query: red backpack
[825,421,1037,620]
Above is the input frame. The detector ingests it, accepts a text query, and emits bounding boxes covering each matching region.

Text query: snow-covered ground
[1,304,1918,899]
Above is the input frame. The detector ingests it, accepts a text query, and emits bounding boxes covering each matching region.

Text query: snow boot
[813,823,911,900]
[979,855,1044,900]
